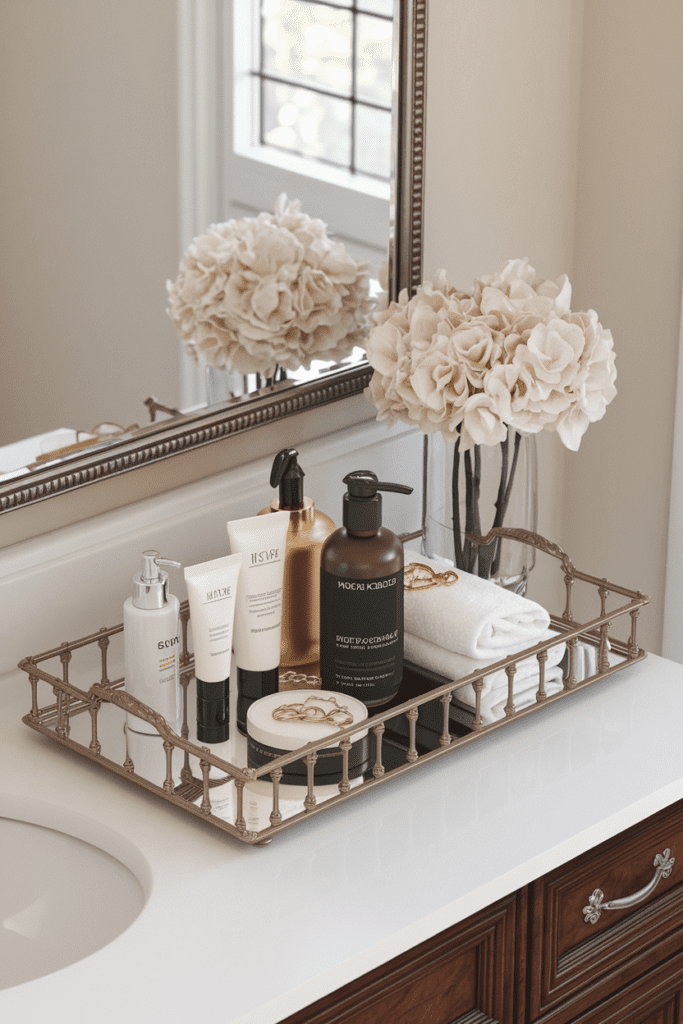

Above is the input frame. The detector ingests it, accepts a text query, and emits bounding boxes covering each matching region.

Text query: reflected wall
[0,0,180,448]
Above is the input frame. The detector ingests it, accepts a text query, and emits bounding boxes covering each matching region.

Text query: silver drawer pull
[583,849,675,924]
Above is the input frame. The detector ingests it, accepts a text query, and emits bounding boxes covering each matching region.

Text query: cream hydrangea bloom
[365,260,616,451]
[166,195,373,376]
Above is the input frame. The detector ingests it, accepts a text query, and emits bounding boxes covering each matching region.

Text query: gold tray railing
[18,530,649,846]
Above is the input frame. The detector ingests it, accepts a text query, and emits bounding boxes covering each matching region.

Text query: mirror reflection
[0,0,392,481]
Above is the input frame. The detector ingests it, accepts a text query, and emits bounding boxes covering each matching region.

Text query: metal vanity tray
[18,529,648,846]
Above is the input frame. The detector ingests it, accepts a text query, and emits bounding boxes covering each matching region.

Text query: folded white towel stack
[404,629,566,724]
[570,640,598,681]
[403,550,551,659]
[473,667,564,723]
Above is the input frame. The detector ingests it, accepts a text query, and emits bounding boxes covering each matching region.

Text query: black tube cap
[197,722,229,744]
[196,696,229,744]
[237,666,279,700]
[196,676,229,702]
[236,694,253,736]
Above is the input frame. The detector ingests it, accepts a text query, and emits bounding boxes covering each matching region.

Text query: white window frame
[177,0,390,408]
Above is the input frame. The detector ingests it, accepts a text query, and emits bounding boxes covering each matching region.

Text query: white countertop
[1,652,682,1023]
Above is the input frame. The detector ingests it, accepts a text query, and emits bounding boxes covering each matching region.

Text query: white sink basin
[0,816,145,989]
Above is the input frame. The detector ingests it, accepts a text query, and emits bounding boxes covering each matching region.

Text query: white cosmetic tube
[227,510,290,733]
[184,552,242,744]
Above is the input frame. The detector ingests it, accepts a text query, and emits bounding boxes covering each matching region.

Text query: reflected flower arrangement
[166,195,374,378]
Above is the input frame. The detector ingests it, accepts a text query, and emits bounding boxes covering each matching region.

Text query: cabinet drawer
[528,799,683,1023]
[557,947,683,1024]
[281,891,522,1024]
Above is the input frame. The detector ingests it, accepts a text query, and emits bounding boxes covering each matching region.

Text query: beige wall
[424,0,683,653]
[423,0,583,290]
[566,0,683,654]
[0,0,180,447]
[423,0,583,619]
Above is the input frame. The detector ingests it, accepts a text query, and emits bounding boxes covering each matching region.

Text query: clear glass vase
[205,366,246,405]
[422,427,538,594]
[205,365,288,405]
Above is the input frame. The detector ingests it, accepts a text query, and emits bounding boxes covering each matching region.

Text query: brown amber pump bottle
[258,448,335,676]
[320,470,413,706]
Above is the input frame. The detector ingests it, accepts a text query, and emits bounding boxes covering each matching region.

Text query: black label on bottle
[320,567,404,705]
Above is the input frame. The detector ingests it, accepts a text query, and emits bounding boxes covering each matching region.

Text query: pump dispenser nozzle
[270,448,305,509]
[132,550,182,610]
[342,471,413,533]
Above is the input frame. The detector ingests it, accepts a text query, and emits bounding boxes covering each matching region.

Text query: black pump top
[342,470,413,533]
[270,448,305,509]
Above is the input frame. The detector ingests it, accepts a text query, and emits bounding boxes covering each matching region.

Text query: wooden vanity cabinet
[281,799,683,1024]
[527,798,683,1023]
[281,890,522,1024]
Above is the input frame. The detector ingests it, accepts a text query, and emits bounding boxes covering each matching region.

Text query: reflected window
[179,1,392,407]
[255,0,393,181]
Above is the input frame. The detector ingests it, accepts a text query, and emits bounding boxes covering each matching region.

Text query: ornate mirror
[0,0,427,523]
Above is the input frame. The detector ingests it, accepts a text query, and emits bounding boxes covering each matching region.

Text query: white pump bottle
[123,550,182,735]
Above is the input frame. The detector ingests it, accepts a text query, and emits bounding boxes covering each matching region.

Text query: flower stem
[463,450,472,570]
[491,429,522,578]
[474,437,503,579]
[472,445,483,575]
[452,437,509,577]
[464,449,481,573]
[496,433,510,517]
[503,430,522,509]
[479,432,509,579]
[450,435,464,569]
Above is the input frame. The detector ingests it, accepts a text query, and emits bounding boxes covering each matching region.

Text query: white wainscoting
[0,420,422,678]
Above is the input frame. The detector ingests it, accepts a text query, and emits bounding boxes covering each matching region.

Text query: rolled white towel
[404,630,566,724]
[404,549,550,660]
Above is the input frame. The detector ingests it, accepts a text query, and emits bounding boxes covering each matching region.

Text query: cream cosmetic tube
[184,552,242,744]
[227,510,290,733]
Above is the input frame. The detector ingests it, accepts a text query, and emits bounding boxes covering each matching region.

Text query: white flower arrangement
[365,258,616,452]
[166,195,374,379]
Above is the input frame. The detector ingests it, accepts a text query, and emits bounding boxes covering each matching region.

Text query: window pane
[357,0,394,16]
[262,0,352,96]
[354,104,391,178]
[262,79,352,167]
[355,13,393,106]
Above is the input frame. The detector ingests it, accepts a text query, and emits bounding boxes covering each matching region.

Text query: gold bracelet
[404,562,458,590]
[279,669,322,691]
[272,694,354,727]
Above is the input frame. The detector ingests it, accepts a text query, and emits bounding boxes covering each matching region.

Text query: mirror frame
[0,0,427,516]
